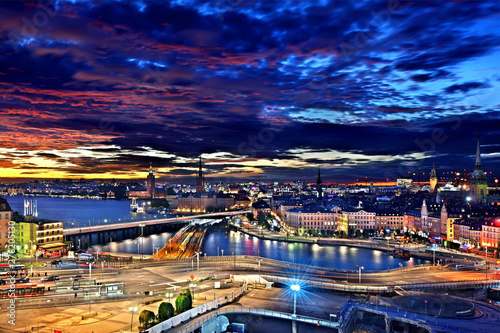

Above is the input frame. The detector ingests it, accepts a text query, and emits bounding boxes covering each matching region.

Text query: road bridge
[63,211,250,249]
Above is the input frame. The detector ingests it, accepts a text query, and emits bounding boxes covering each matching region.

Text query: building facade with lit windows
[374,210,404,231]
[177,192,234,213]
[0,198,13,255]
[481,218,500,249]
[453,218,483,247]
[286,208,336,235]
[34,220,66,257]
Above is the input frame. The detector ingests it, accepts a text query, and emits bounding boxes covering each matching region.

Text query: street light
[356,265,364,283]
[166,292,173,303]
[483,242,490,279]
[195,251,202,271]
[189,283,197,298]
[291,284,300,317]
[129,307,138,330]
[135,241,140,256]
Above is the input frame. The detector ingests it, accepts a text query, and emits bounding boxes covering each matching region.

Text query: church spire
[316,168,322,185]
[475,129,482,171]
[198,156,203,177]
[430,163,436,178]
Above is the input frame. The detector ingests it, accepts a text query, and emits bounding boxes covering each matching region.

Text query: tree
[151,199,170,208]
[157,302,175,322]
[362,230,369,239]
[257,211,267,225]
[175,295,191,314]
[180,288,192,308]
[355,230,362,238]
[139,310,156,329]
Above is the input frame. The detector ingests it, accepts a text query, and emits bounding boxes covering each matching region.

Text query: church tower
[146,162,155,199]
[469,131,487,203]
[316,168,323,199]
[196,157,205,193]
[429,164,437,192]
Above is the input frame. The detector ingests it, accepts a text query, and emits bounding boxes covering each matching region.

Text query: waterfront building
[15,221,36,255]
[251,200,271,218]
[177,192,234,213]
[280,200,303,220]
[341,208,376,232]
[34,220,66,257]
[453,218,483,247]
[469,132,488,203]
[374,210,404,231]
[420,200,442,238]
[147,163,155,199]
[286,208,336,235]
[482,218,500,249]
[128,164,165,199]
[0,198,12,255]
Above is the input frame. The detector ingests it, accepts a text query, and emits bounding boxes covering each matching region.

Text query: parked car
[70,275,83,281]
[15,277,30,283]
[40,275,60,282]
[51,260,63,266]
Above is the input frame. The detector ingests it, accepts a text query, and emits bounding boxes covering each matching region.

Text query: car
[51,260,63,266]
[70,275,83,281]
[40,275,60,282]
[0,279,6,285]
[15,277,30,284]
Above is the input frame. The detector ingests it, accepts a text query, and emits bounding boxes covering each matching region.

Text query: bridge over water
[63,211,250,249]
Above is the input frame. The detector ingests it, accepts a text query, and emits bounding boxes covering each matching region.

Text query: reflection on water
[202,230,430,271]
[91,231,177,255]
[84,228,429,270]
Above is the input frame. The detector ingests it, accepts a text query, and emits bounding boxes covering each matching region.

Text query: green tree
[157,302,175,322]
[257,211,267,226]
[362,230,369,239]
[180,288,192,308]
[340,230,346,238]
[355,229,362,238]
[175,295,191,314]
[151,199,170,208]
[139,310,156,329]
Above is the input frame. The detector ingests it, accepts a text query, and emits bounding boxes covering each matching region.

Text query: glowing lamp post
[129,307,138,330]
[356,265,364,283]
[291,284,300,317]
[166,292,173,303]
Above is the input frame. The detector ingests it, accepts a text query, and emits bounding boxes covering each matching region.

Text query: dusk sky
[1,0,499,183]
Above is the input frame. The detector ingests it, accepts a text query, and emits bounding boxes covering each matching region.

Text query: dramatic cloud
[0,0,499,182]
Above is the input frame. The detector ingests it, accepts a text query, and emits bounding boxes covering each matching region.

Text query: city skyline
[1,1,500,182]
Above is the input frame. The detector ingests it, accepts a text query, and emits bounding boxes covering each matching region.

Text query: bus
[0,264,26,277]
[0,283,45,298]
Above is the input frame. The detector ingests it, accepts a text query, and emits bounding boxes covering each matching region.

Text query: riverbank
[232,223,481,265]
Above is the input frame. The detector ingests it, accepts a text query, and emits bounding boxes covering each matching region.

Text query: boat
[130,198,138,212]
[136,202,146,213]
[392,248,410,260]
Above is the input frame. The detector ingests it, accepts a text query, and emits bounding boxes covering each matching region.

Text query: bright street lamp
[189,283,197,298]
[291,284,300,317]
[166,292,173,303]
[129,307,138,330]
[356,265,364,283]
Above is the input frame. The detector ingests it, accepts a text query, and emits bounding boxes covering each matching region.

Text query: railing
[173,307,340,333]
[145,284,248,333]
